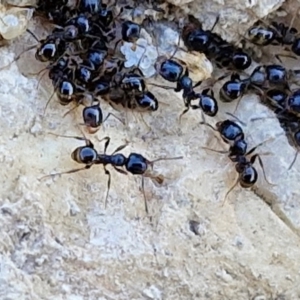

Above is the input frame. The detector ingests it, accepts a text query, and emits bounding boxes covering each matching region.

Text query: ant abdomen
[72,146,98,164]
[126,153,148,175]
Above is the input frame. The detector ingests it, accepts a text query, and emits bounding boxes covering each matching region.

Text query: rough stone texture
[1,0,300,299]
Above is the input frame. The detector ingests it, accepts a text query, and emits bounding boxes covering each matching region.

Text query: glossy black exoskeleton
[265,64,287,86]
[90,76,110,96]
[57,79,76,105]
[35,38,66,63]
[200,119,245,146]
[156,58,185,82]
[286,89,300,116]
[219,74,247,103]
[134,91,159,111]
[231,50,252,71]
[246,21,276,46]
[201,119,273,203]
[216,119,245,144]
[264,88,287,109]
[121,21,141,43]
[180,88,218,119]
[82,104,103,134]
[40,135,183,213]
[65,14,91,35]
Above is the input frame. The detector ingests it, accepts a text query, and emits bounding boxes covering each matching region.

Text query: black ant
[242,10,300,61]
[200,117,274,204]
[199,114,245,147]
[148,33,218,118]
[219,64,290,112]
[182,15,252,71]
[39,132,183,213]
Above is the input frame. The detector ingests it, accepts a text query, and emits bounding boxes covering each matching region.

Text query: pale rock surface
[0,0,300,299]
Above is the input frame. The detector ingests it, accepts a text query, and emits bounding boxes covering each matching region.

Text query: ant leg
[111,142,129,155]
[192,80,203,89]
[288,151,298,170]
[39,165,92,181]
[63,103,81,118]
[141,176,149,215]
[43,79,62,116]
[149,156,183,170]
[250,154,275,185]
[233,96,244,114]
[103,112,125,125]
[103,166,111,209]
[96,137,110,153]
[222,174,239,206]
[46,132,94,147]
[201,147,229,154]
[138,113,151,132]
[148,83,174,90]
[179,106,190,124]
[199,121,218,132]
[113,166,128,175]
[276,52,298,61]
[245,136,275,156]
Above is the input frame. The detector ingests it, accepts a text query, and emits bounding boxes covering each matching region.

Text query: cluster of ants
[4,0,300,213]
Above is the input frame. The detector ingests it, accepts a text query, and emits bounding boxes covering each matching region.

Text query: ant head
[72,145,98,164]
[36,38,65,63]
[126,153,148,175]
[231,50,252,70]
[199,92,218,117]
[238,164,258,188]
[57,80,76,105]
[82,104,103,134]
[121,20,141,43]
[135,91,158,111]
[219,80,246,103]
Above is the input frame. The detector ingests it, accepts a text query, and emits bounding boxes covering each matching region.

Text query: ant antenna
[225,112,247,126]
[149,155,183,166]
[141,176,149,215]
[210,14,220,32]
[288,151,298,170]
[222,174,239,206]
[169,30,182,60]
[0,44,37,71]
[26,29,40,43]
